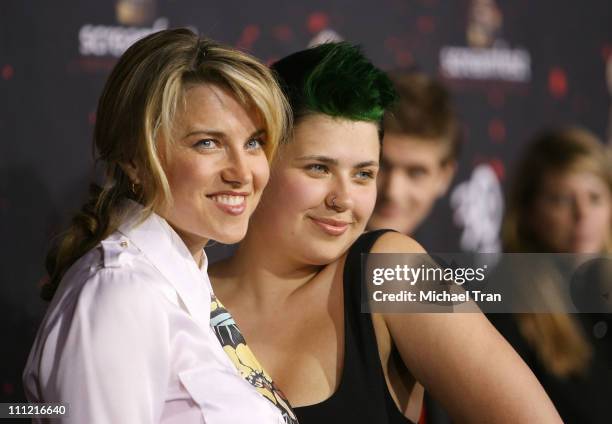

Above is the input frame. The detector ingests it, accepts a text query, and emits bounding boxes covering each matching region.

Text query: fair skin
[531,170,611,254]
[127,83,270,265]
[211,113,561,423]
[368,133,456,235]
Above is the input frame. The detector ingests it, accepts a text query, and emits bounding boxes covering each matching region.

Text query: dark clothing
[294,230,414,424]
[490,314,612,424]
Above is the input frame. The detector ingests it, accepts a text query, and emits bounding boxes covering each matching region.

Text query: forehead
[541,170,610,193]
[176,83,261,130]
[287,114,379,160]
[382,134,448,167]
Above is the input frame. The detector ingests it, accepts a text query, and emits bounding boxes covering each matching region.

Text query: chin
[307,238,356,265]
[210,226,248,245]
[304,251,343,266]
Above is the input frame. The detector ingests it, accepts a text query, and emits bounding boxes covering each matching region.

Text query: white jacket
[23,202,284,424]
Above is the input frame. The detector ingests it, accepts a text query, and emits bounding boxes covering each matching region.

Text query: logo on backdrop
[79,18,168,57]
[439,0,531,83]
[77,0,179,58]
[450,164,503,253]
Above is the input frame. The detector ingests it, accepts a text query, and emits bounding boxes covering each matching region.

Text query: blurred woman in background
[495,126,612,423]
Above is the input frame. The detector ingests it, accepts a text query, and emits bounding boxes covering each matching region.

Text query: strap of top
[344,229,396,313]
[343,230,413,424]
[210,295,299,424]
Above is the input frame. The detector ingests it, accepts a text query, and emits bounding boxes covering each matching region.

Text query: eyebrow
[295,155,378,168]
[355,160,379,168]
[295,155,338,165]
[184,128,266,140]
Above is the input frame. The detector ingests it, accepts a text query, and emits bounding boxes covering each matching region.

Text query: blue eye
[194,139,218,149]
[356,170,375,180]
[246,138,265,150]
[307,163,329,174]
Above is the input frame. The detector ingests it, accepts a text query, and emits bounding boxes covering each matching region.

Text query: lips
[309,216,351,236]
[207,191,248,216]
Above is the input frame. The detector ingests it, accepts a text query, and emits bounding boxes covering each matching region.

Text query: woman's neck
[221,231,323,306]
[169,224,208,268]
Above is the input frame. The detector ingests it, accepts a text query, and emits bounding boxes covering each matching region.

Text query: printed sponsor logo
[439,0,531,83]
[79,17,169,57]
[450,164,503,253]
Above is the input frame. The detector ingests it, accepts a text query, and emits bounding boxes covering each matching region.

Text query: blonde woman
[494,127,612,423]
[23,29,295,423]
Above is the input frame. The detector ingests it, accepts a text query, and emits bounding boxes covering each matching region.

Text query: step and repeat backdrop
[1,0,611,402]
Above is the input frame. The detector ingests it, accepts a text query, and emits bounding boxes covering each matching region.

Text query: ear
[436,159,457,197]
[120,161,141,185]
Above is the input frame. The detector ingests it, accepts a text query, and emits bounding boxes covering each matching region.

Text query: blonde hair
[43,28,291,300]
[503,126,612,378]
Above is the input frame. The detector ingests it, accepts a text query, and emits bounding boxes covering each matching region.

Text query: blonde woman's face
[250,114,380,265]
[157,83,270,246]
[531,170,611,253]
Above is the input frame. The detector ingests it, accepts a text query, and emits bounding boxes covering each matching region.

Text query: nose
[325,176,354,212]
[221,150,252,187]
[379,168,404,202]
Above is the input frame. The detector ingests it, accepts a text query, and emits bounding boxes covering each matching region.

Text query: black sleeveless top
[294,230,415,424]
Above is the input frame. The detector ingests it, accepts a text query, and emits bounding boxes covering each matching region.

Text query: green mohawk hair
[272,42,397,132]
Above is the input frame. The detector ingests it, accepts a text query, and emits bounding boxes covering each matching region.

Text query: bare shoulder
[370,231,426,254]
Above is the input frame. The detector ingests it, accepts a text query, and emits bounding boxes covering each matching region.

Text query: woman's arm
[39,269,171,423]
[372,232,562,423]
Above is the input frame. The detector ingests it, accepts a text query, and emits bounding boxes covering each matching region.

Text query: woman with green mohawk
[210,43,561,423]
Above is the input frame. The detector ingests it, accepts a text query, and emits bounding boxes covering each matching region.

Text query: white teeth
[211,195,244,206]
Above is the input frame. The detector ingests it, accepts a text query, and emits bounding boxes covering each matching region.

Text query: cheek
[533,204,573,245]
[355,185,378,220]
[259,172,326,219]
[422,187,443,211]
[281,174,328,208]
[418,172,440,191]
[165,155,216,196]
[411,184,434,204]
[591,203,612,230]
[251,157,271,192]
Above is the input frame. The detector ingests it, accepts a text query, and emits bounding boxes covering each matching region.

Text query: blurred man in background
[368,72,459,236]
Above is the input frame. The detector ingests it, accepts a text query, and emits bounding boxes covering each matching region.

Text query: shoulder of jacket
[94,233,178,305]
[99,232,141,269]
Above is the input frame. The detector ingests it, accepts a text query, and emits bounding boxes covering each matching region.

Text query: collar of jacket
[117,200,211,328]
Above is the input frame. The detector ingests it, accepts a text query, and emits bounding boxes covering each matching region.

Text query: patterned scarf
[210,294,299,424]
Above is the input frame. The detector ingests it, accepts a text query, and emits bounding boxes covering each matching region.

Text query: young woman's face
[157,83,270,246]
[251,114,380,265]
[531,170,611,253]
